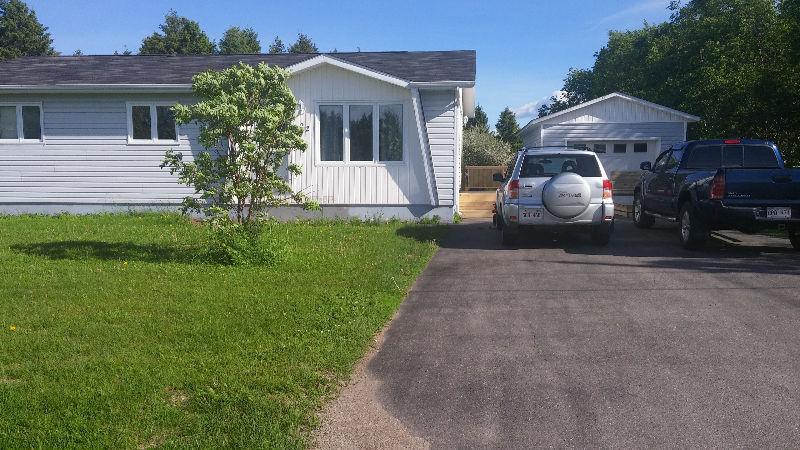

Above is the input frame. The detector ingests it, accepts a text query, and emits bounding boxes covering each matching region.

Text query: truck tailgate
[723,168,800,206]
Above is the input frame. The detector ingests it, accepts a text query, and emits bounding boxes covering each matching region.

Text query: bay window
[318,103,404,163]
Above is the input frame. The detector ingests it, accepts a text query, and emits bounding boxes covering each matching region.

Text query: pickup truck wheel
[789,225,800,250]
[679,203,709,250]
[633,192,655,229]
[591,223,612,246]
[501,227,518,246]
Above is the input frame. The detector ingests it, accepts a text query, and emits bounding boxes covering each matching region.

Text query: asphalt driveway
[318,219,800,448]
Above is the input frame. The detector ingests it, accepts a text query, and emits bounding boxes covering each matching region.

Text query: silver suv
[493,147,615,245]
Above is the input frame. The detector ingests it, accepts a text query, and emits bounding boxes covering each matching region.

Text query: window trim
[0,102,44,144]
[126,101,180,145]
[314,101,406,166]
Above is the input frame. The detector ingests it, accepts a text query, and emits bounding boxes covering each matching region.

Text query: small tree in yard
[162,62,317,224]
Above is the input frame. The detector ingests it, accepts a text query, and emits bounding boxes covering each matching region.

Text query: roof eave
[0,84,194,94]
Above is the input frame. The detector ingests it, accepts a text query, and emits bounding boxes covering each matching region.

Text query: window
[593,143,607,153]
[652,150,671,172]
[379,104,403,161]
[570,143,589,150]
[349,105,373,161]
[127,103,178,143]
[743,145,779,168]
[0,104,42,142]
[722,145,743,167]
[319,105,344,161]
[684,145,721,169]
[521,154,601,178]
[317,103,404,163]
[633,143,648,153]
[613,143,627,153]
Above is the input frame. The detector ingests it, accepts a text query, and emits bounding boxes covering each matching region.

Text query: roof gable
[521,92,700,134]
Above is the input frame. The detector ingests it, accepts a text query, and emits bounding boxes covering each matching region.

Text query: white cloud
[591,0,671,30]
[512,90,566,125]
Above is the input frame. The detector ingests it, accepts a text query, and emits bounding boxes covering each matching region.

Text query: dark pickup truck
[633,139,800,249]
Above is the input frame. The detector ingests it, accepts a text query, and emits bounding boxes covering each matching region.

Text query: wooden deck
[459,192,495,219]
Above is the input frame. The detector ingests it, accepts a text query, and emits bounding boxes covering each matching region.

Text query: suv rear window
[520,154,601,178]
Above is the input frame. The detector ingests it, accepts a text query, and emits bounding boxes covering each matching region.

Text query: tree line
[539,0,800,165]
[462,105,522,170]
[0,1,323,59]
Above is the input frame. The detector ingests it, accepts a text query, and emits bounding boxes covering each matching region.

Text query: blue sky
[27,0,673,127]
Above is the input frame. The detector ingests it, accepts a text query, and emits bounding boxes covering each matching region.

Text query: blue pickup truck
[633,139,800,249]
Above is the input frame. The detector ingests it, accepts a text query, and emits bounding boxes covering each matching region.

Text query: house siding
[420,89,457,206]
[0,93,200,204]
[541,122,685,151]
[0,63,461,217]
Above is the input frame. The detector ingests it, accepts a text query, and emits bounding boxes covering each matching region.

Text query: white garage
[519,92,700,173]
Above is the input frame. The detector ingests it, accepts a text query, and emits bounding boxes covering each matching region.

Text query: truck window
[684,145,721,169]
[743,145,779,168]
[520,154,601,178]
[722,145,743,167]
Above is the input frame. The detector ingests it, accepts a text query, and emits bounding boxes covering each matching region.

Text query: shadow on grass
[11,240,208,264]
[395,224,450,245]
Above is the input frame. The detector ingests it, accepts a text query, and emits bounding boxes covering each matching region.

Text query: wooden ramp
[459,192,495,219]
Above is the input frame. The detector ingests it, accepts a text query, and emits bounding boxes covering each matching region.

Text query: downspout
[411,88,437,206]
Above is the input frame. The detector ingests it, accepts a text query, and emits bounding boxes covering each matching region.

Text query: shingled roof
[0,50,476,86]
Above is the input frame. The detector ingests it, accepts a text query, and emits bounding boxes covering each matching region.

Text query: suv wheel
[789,224,800,250]
[591,223,612,246]
[679,202,709,250]
[501,227,518,246]
[633,191,655,229]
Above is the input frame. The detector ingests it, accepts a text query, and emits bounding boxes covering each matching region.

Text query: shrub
[206,218,284,266]
[463,128,514,167]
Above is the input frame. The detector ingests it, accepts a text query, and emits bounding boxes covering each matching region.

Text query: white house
[0,51,476,221]
[520,92,700,173]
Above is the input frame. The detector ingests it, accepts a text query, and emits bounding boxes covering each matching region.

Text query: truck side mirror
[640,161,652,171]
[492,172,504,182]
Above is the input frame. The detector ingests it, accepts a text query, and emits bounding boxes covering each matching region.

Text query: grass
[0,214,445,448]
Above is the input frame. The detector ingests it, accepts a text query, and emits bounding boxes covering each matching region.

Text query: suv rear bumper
[503,202,614,230]
[697,201,800,229]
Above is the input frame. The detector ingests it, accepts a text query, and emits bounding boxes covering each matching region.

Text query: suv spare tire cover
[542,172,592,219]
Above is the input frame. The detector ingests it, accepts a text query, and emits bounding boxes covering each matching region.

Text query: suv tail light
[508,179,520,199]
[602,179,613,200]
[710,172,726,199]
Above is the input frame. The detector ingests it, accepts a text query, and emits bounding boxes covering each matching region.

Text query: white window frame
[314,101,406,166]
[0,102,44,144]
[126,102,180,145]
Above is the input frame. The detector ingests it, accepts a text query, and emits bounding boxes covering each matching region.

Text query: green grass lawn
[0,214,444,448]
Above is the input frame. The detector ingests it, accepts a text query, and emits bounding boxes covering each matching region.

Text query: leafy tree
[161,62,318,224]
[0,0,55,61]
[538,68,594,117]
[288,33,318,53]
[219,26,261,54]
[268,36,285,54]
[72,49,82,56]
[463,128,514,167]
[495,107,522,150]
[139,10,216,55]
[464,104,490,133]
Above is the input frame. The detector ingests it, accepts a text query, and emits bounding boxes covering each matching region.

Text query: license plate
[766,207,792,220]
[520,207,543,223]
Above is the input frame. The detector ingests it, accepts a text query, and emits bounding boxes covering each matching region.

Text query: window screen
[319,105,343,161]
[684,145,721,169]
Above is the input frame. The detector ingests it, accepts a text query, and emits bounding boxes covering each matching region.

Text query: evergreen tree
[0,0,55,61]
[268,36,285,54]
[288,33,318,53]
[139,10,215,55]
[495,107,522,150]
[219,26,261,54]
[465,104,490,133]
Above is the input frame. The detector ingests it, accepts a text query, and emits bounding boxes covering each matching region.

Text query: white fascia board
[286,55,410,88]
[408,81,475,88]
[0,84,193,94]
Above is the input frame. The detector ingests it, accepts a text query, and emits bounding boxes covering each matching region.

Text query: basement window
[0,103,43,142]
